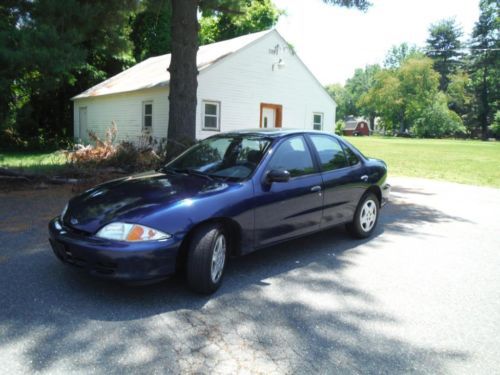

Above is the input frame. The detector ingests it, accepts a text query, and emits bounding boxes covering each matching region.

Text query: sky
[273,0,480,85]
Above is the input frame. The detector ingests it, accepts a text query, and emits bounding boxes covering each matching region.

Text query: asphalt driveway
[1,177,499,374]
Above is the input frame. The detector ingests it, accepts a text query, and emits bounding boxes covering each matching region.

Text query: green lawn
[1,138,500,188]
[0,151,68,174]
[346,136,500,188]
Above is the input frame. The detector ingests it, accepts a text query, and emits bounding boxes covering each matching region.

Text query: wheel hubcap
[360,199,377,232]
[210,234,226,283]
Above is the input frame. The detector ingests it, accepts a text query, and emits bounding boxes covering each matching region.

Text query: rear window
[343,145,360,166]
[340,139,366,161]
[309,135,348,171]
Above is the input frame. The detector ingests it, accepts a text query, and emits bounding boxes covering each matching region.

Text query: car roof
[215,128,336,139]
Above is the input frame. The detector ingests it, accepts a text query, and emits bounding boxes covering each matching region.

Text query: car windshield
[163,135,272,181]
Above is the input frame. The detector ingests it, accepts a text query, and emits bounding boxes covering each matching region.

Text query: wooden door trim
[259,103,282,128]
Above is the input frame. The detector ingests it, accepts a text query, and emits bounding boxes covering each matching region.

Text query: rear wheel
[186,223,228,294]
[347,193,379,238]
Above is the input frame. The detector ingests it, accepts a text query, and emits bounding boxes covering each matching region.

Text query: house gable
[199,30,336,110]
[196,30,336,137]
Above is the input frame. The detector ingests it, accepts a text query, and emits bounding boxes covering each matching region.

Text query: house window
[313,113,323,131]
[203,100,220,131]
[143,101,153,130]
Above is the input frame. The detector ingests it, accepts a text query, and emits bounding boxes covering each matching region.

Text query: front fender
[136,181,255,251]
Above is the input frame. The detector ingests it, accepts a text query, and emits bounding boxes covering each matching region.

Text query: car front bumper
[48,218,182,282]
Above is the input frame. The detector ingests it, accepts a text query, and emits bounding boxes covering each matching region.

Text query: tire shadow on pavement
[0,190,472,373]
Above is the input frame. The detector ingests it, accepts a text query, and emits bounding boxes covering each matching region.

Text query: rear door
[307,134,363,227]
[254,136,323,247]
[79,107,87,140]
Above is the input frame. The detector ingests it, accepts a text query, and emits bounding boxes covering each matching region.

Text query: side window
[313,113,323,130]
[267,136,315,177]
[342,144,360,166]
[309,135,348,171]
[143,101,153,130]
[202,100,220,131]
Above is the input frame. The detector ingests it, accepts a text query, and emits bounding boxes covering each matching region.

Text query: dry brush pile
[64,122,166,174]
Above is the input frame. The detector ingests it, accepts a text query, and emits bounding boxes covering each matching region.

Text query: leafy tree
[166,0,371,159]
[398,57,440,127]
[359,69,402,133]
[383,43,422,69]
[347,64,381,129]
[469,0,499,139]
[447,70,473,112]
[361,56,463,137]
[446,70,474,132]
[199,0,281,45]
[325,83,354,122]
[130,0,173,62]
[413,92,465,138]
[426,18,463,91]
[326,64,380,128]
[0,0,138,146]
[489,111,500,138]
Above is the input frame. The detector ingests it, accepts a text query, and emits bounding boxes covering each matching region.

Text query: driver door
[254,136,323,247]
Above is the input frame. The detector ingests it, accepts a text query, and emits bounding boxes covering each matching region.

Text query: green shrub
[413,98,465,138]
[0,126,73,151]
[335,120,345,135]
[489,111,500,138]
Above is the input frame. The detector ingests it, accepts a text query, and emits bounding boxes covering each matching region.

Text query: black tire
[347,192,380,239]
[186,223,228,294]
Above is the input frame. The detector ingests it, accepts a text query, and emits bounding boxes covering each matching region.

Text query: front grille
[50,239,117,275]
[63,248,86,267]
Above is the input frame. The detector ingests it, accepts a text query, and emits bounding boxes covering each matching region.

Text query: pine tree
[426,19,463,91]
[469,0,499,138]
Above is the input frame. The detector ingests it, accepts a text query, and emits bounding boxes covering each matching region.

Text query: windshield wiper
[159,166,177,175]
[166,168,214,182]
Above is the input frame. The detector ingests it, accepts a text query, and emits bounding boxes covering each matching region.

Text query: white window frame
[202,100,221,131]
[313,112,323,131]
[142,101,153,131]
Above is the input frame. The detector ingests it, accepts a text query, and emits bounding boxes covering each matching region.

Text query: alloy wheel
[210,234,226,283]
[360,199,377,232]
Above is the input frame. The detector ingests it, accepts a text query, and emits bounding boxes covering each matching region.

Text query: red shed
[343,117,370,136]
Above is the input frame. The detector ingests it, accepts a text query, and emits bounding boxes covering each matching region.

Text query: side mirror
[266,169,291,183]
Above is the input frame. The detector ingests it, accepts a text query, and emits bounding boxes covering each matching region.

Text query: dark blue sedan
[49,129,390,293]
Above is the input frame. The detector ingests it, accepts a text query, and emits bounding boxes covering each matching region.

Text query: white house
[72,29,336,143]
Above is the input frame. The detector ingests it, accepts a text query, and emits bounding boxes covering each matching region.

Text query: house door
[262,108,275,128]
[260,103,282,128]
[79,107,87,140]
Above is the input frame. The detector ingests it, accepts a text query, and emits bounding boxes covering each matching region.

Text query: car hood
[63,171,229,234]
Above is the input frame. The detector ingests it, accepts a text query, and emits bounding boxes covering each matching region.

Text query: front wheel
[186,223,228,294]
[347,193,380,238]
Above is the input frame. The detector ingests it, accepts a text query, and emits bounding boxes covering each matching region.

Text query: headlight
[61,203,69,220]
[96,222,171,242]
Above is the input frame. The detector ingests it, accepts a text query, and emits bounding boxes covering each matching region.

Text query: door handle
[360,175,369,182]
[310,185,322,192]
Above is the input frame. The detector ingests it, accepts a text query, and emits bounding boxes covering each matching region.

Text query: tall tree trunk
[398,110,405,134]
[167,0,199,160]
[369,114,375,132]
[479,66,490,140]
